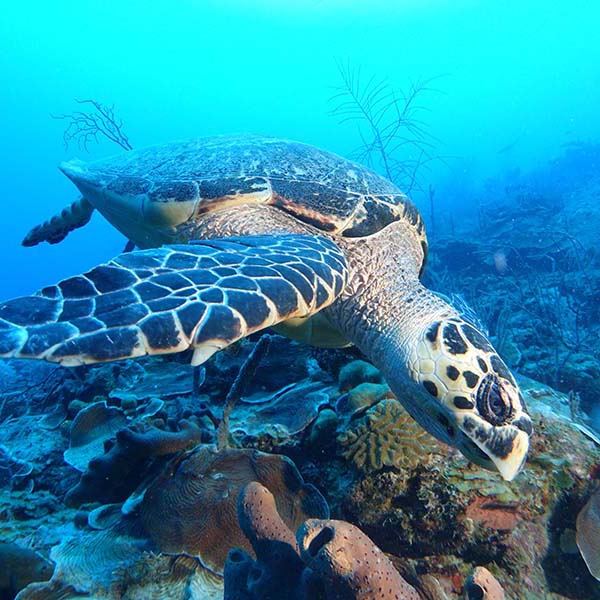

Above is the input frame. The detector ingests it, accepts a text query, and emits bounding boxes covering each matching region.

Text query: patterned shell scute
[82,134,425,238]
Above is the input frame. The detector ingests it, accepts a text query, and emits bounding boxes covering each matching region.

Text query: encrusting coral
[224,481,420,600]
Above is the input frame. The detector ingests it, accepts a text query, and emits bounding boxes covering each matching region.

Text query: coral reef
[224,481,419,599]
[2,189,600,600]
[12,445,328,599]
[331,383,600,599]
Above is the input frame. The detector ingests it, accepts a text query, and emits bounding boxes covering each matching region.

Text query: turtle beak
[457,415,531,481]
[493,430,529,481]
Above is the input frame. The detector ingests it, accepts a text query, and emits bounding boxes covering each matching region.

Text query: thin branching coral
[330,60,442,194]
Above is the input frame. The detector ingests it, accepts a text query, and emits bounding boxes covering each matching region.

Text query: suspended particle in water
[493,250,508,273]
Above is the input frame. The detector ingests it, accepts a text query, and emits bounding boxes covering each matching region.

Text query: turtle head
[403,317,532,481]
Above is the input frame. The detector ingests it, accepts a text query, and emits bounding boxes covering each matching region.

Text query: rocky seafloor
[0,332,599,599]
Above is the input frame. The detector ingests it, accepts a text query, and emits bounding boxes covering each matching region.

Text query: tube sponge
[227,481,420,600]
[297,519,420,600]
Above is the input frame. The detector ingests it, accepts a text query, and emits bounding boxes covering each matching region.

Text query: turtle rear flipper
[0,234,348,366]
[22,197,94,247]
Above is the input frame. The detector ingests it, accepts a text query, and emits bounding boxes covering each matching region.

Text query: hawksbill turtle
[0,134,532,480]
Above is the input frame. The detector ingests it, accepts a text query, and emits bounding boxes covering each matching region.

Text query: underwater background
[1,1,600,599]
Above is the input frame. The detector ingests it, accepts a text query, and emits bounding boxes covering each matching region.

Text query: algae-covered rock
[335,382,395,418]
[0,543,53,598]
[338,360,383,392]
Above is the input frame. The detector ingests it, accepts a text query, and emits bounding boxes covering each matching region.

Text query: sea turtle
[0,135,532,480]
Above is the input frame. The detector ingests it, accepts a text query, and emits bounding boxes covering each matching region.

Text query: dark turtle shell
[61,134,427,257]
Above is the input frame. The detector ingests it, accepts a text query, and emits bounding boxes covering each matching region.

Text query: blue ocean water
[1,2,600,599]
[1,0,599,295]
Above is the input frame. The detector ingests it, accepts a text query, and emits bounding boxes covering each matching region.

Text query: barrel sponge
[224,548,254,600]
[297,519,420,600]
[236,481,305,599]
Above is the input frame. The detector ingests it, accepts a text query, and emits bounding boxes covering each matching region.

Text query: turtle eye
[476,374,513,425]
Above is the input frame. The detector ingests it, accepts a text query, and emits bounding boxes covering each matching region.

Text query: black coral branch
[52,99,133,152]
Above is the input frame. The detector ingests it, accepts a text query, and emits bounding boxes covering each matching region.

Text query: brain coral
[337,398,440,472]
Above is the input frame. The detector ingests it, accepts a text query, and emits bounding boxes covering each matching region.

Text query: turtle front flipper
[0,234,348,366]
[22,197,95,246]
